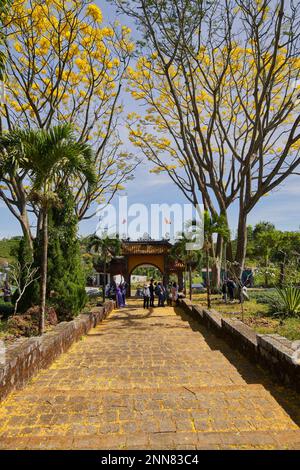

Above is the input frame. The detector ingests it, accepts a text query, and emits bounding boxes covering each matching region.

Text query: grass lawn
[192,291,300,341]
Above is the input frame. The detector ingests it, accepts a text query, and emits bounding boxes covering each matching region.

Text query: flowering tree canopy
[114,0,300,278]
[0,0,138,243]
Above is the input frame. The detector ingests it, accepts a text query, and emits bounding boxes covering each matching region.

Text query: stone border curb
[179,299,300,393]
[0,301,115,402]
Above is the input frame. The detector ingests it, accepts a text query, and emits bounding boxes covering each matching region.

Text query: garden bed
[192,290,300,341]
[0,297,103,343]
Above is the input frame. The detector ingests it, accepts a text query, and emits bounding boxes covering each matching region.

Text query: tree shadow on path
[174,305,300,428]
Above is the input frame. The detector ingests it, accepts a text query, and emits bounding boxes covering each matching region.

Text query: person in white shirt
[143,284,150,309]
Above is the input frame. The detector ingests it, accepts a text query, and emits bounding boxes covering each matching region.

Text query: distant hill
[0,237,22,265]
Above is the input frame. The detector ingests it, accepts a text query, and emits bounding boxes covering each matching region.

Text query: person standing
[108,280,117,302]
[227,278,236,302]
[143,284,150,309]
[162,284,167,306]
[121,281,127,306]
[166,283,172,306]
[171,282,179,306]
[149,279,155,307]
[116,284,124,308]
[157,282,165,307]
[239,284,249,304]
[221,279,228,303]
[154,282,159,302]
[105,282,110,297]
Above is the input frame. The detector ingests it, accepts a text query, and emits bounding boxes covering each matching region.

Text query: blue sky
[0,1,299,239]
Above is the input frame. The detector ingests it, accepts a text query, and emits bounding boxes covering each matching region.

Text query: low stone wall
[0,301,115,402]
[179,299,300,393]
[257,334,300,390]
[221,317,258,360]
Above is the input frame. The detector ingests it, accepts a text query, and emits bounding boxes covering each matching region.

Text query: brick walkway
[0,302,300,450]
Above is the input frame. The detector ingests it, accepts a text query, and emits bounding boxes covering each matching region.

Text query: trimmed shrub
[47,189,87,320]
[13,189,87,320]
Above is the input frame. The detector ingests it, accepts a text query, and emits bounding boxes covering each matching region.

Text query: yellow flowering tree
[0,0,12,79]
[0,0,137,243]
[114,0,300,283]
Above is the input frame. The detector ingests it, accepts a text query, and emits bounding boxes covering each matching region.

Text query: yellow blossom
[86,4,103,23]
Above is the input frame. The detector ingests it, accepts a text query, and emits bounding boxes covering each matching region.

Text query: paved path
[0,302,300,450]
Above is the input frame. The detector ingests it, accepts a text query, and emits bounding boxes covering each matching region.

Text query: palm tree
[171,232,201,301]
[0,124,96,333]
[88,234,121,302]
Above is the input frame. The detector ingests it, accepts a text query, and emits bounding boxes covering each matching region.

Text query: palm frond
[0,124,96,199]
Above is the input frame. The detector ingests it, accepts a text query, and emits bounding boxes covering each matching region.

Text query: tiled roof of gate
[121,241,172,255]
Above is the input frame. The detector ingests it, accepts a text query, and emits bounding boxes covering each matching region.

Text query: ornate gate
[97,240,185,295]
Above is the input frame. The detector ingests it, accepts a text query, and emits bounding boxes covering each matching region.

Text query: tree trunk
[264,254,269,288]
[279,261,285,288]
[235,212,248,280]
[14,298,19,316]
[264,271,269,288]
[183,263,187,296]
[206,249,211,309]
[223,242,228,279]
[103,260,107,303]
[189,264,192,301]
[178,271,184,292]
[226,240,234,263]
[39,209,48,335]
[20,211,34,250]
[212,233,223,292]
[211,260,221,293]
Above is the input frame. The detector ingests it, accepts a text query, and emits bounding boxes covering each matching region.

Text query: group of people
[221,278,249,303]
[142,279,179,309]
[104,277,180,310]
[106,280,128,308]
